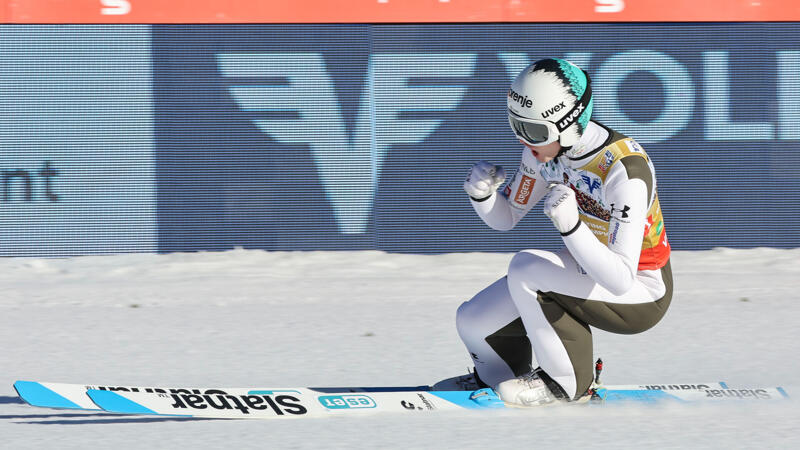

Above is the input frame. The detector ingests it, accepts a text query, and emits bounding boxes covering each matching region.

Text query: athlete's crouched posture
[443,58,672,406]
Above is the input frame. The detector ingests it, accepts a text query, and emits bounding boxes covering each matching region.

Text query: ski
[13,380,431,411]
[13,379,727,411]
[86,384,790,419]
[16,379,788,419]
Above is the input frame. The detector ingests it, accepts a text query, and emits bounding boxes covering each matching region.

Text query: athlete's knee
[507,250,552,294]
[455,298,480,341]
[455,284,500,342]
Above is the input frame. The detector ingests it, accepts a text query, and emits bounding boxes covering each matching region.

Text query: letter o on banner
[593,50,694,144]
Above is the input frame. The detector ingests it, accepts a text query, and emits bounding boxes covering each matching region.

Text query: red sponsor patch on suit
[514,175,535,204]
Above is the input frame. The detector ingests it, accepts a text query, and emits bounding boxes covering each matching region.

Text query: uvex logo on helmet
[556,103,585,130]
[542,102,566,118]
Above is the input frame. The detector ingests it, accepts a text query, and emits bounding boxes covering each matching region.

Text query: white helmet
[507,58,593,154]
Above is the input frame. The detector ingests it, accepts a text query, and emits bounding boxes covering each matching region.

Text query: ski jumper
[457,121,672,399]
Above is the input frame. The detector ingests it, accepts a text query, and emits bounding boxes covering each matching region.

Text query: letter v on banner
[217,53,475,234]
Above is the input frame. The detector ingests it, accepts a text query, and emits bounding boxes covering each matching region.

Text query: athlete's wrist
[469,192,494,202]
[560,220,582,237]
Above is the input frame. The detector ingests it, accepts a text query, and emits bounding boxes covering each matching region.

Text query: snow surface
[1,248,799,449]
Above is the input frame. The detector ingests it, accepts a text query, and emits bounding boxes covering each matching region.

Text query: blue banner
[3,24,799,256]
[151,23,800,252]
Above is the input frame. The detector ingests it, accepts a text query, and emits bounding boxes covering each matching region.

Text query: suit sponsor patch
[514,175,535,204]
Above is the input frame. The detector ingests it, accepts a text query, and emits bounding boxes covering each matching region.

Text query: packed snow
[1,247,798,448]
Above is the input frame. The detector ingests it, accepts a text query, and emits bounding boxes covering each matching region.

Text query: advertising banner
[151,23,800,253]
[2,0,799,24]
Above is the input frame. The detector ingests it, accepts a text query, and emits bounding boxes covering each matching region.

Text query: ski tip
[87,389,160,415]
[13,381,83,409]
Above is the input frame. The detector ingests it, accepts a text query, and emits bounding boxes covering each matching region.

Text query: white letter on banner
[595,0,625,13]
[218,53,475,234]
[778,51,800,140]
[100,0,131,15]
[593,50,693,144]
[704,51,774,141]
[359,53,475,193]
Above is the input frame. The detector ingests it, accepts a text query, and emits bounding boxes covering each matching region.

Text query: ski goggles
[508,111,561,146]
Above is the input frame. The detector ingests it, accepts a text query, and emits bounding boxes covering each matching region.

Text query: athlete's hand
[543,183,581,234]
[464,161,506,201]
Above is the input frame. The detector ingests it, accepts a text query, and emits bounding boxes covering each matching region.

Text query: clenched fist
[464,161,506,201]
[543,183,581,235]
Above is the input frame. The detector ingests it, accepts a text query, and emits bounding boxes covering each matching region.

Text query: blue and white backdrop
[1,24,798,256]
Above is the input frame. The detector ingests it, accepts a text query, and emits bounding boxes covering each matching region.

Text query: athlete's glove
[543,183,581,235]
[464,161,506,201]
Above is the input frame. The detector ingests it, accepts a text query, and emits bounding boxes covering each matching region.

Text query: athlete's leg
[506,248,672,398]
[456,277,535,387]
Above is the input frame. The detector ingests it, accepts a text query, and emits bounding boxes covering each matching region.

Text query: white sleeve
[561,162,649,295]
[471,148,549,231]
